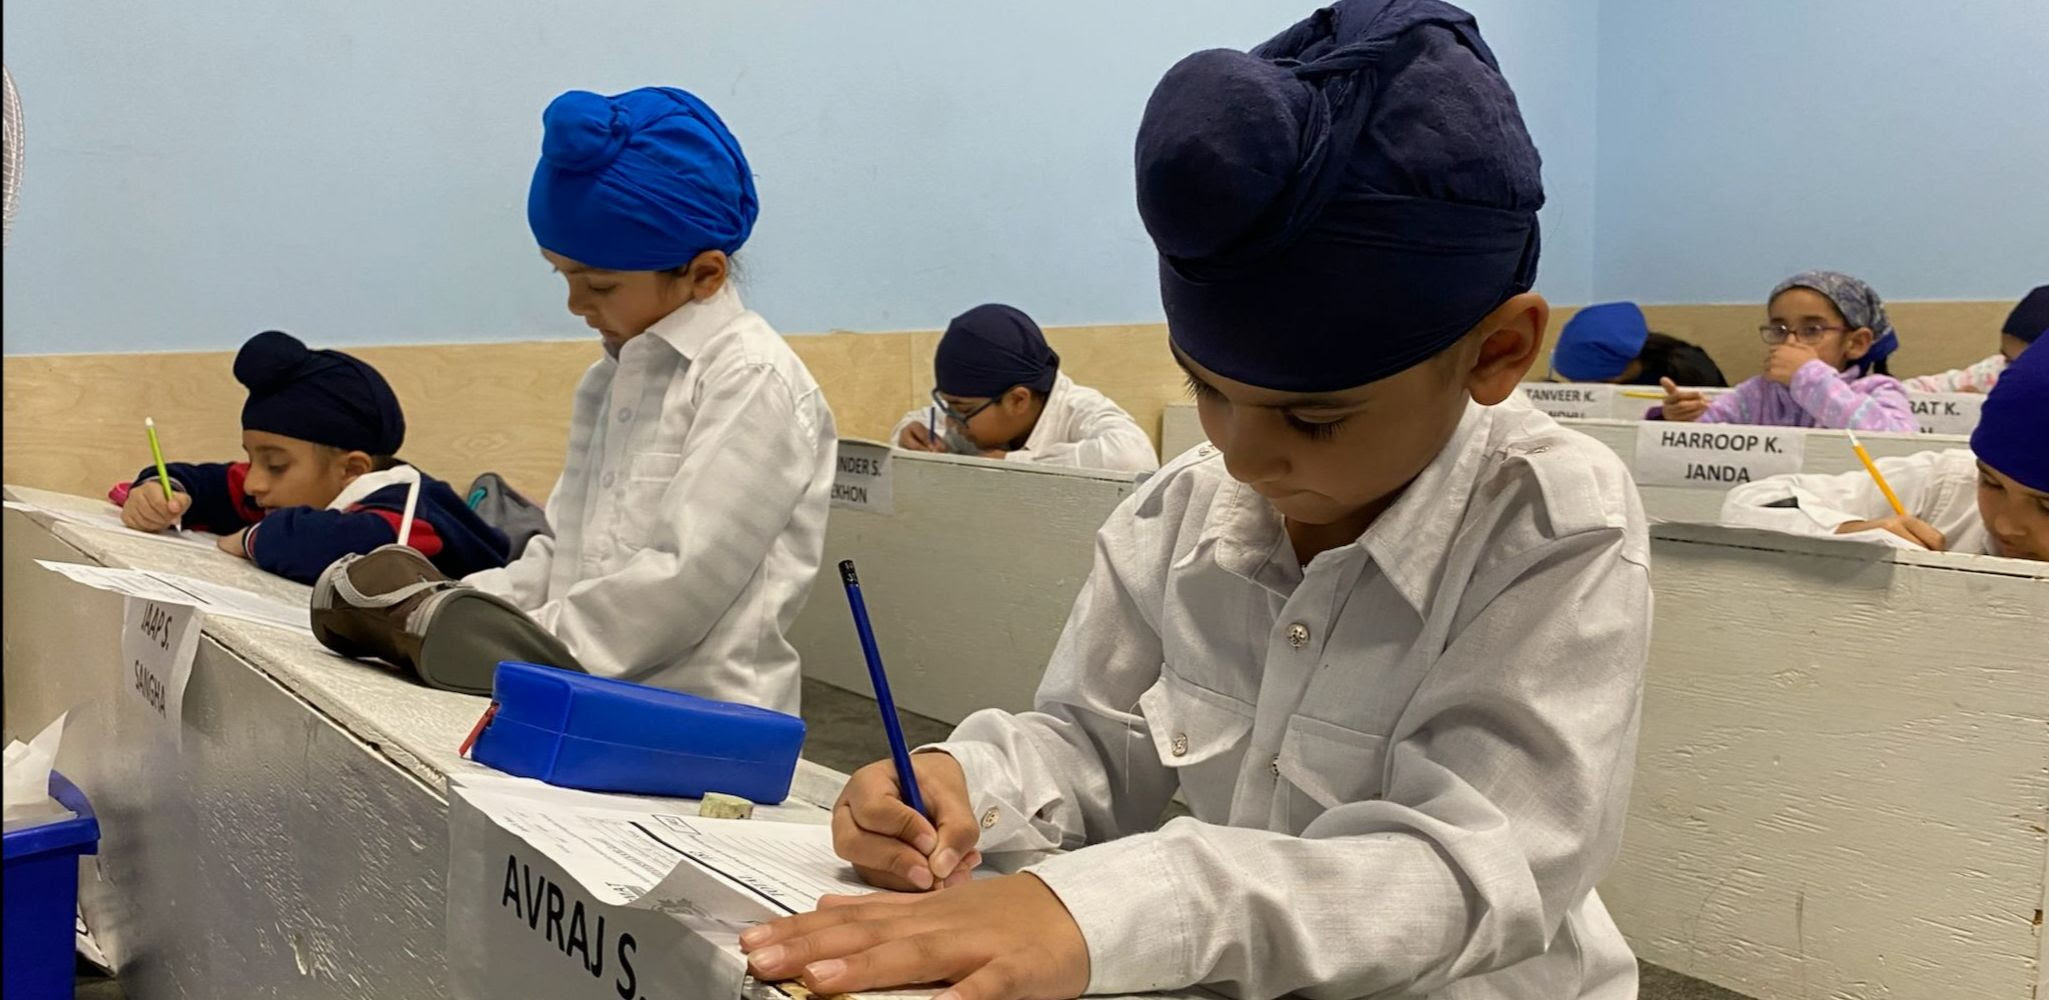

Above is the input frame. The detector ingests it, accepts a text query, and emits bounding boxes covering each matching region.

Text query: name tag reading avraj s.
[1907,392,1984,436]
[1633,425,1806,488]
[1519,384,1619,420]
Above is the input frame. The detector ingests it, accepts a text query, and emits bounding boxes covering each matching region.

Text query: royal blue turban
[528,87,759,271]
[1553,302,1649,382]
[1135,0,1544,393]
[934,304,1060,398]
[2003,285,2048,344]
[1972,337,2048,492]
[1770,271,1898,373]
[236,331,405,456]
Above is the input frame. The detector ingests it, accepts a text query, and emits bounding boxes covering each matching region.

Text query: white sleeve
[1720,450,1953,543]
[939,507,1650,997]
[887,408,929,449]
[463,531,558,607]
[1006,409,1161,474]
[519,363,823,683]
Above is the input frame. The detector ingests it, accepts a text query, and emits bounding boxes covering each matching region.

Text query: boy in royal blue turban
[745,5,1653,999]
[1552,301,1728,388]
[116,330,511,583]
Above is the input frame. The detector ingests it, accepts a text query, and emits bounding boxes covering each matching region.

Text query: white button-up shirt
[1720,448,1992,555]
[934,396,1650,999]
[465,285,835,715]
[894,372,1160,474]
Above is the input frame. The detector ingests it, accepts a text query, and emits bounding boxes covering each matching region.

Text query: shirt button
[617,407,633,423]
[1287,623,1311,648]
[1269,754,1281,777]
[980,807,1000,830]
[1170,734,1189,758]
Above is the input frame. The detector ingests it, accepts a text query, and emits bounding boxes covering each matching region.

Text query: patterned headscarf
[1770,270,1898,373]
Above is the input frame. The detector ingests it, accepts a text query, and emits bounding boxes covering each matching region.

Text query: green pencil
[144,417,174,502]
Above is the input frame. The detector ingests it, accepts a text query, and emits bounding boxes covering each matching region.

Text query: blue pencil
[837,560,928,817]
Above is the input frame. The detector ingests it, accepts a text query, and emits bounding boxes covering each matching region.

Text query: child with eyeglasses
[1661,271,1916,431]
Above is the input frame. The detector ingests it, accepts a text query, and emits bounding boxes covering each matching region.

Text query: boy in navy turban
[745,4,1652,998]
[116,330,510,583]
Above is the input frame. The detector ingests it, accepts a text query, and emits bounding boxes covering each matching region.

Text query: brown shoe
[310,544,584,695]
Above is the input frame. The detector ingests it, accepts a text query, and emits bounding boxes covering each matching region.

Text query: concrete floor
[71,679,1751,1000]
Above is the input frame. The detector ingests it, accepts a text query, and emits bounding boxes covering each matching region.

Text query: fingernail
[908,865,934,890]
[912,831,937,855]
[930,848,960,878]
[805,959,846,984]
[748,945,785,970]
[943,868,972,888]
[739,926,770,948]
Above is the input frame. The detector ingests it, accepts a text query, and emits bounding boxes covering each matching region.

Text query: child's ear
[1464,292,1549,406]
[1006,386,1034,411]
[340,450,376,478]
[1844,327,1874,361]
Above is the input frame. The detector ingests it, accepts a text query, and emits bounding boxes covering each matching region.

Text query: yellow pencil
[1619,390,1666,400]
[144,417,175,502]
[1844,429,1908,517]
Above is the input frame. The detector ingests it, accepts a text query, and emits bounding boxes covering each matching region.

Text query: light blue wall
[1594,0,2049,305]
[0,0,1599,355]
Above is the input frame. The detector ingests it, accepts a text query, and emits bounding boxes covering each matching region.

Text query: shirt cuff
[917,738,1053,854]
[1025,833,1198,994]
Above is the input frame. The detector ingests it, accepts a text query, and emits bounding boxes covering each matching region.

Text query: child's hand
[121,486,190,531]
[832,752,981,891]
[1766,343,1822,384]
[898,424,949,453]
[1837,514,1945,550]
[1659,377,1709,422]
[741,873,1090,1000]
[217,528,250,559]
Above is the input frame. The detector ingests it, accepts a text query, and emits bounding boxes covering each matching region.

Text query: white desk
[790,449,1140,724]
[2,488,846,999]
[1605,524,2048,1000]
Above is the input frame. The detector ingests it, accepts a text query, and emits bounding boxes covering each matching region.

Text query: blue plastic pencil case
[470,660,806,804]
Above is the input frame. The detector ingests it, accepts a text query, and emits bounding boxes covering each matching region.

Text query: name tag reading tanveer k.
[1632,425,1806,488]
[1519,384,1618,420]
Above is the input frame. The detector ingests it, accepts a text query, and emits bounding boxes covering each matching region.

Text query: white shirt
[934,395,1650,999]
[893,373,1160,474]
[1719,448,1992,555]
[464,285,835,715]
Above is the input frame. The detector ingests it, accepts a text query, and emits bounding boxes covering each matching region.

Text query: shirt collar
[1202,398,1491,613]
[633,282,746,362]
[1020,372,1074,454]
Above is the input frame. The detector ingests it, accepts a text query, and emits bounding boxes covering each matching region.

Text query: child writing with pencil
[891,304,1159,474]
[1660,271,1917,431]
[742,3,1651,997]
[1722,341,2049,560]
[114,331,512,584]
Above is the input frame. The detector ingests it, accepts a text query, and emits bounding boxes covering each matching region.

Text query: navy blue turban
[1136,0,1544,392]
[1553,302,1649,381]
[236,331,405,456]
[528,87,759,271]
[1972,337,2048,492]
[934,304,1060,398]
[2003,285,2048,344]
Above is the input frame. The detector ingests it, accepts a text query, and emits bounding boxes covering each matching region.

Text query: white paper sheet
[36,560,310,635]
[4,497,222,550]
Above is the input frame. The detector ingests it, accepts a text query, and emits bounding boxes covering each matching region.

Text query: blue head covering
[1135,0,1544,393]
[235,331,405,456]
[1769,271,1898,373]
[1971,339,2048,492]
[1553,302,1650,381]
[2002,285,2049,344]
[934,304,1060,397]
[527,87,759,271]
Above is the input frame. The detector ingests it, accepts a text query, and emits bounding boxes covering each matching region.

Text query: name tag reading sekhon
[830,441,893,514]
[1633,426,1805,488]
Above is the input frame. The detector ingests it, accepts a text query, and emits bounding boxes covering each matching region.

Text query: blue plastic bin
[4,771,101,1000]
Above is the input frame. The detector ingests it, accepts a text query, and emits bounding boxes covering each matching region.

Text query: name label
[1907,392,1984,436]
[500,852,642,997]
[1633,426,1806,488]
[1520,384,1619,420]
[121,598,200,749]
[831,441,894,514]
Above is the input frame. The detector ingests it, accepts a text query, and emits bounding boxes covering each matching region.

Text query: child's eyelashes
[1183,373,1221,400]
[1286,415,1346,440]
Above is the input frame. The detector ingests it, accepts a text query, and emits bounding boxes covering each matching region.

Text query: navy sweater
[128,462,512,584]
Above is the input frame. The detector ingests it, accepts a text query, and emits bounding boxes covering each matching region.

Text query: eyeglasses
[930,388,1002,426]
[1759,323,1846,346]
